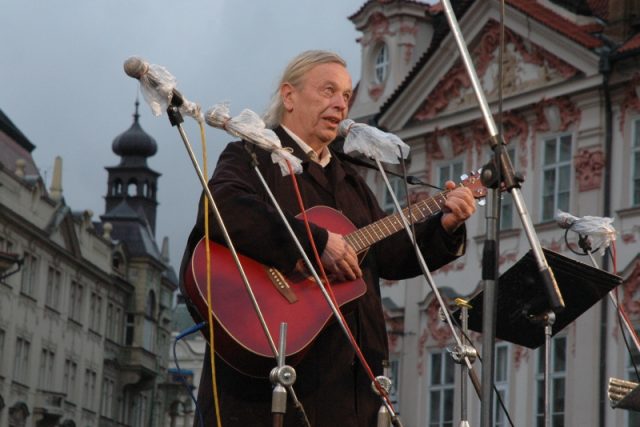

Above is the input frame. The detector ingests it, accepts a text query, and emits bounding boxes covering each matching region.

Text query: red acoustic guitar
[182,172,487,376]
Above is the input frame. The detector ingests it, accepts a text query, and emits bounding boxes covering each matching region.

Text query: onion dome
[112,100,157,161]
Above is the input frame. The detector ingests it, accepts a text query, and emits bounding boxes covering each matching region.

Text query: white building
[347,0,640,426]
[0,105,185,427]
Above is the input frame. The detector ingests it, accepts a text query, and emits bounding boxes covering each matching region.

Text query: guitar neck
[344,189,451,253]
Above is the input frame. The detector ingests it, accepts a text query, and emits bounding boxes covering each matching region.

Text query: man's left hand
[441,180,476,234]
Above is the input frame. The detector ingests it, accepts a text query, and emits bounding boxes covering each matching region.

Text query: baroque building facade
[0,105,188,427]
[347,0,640,426]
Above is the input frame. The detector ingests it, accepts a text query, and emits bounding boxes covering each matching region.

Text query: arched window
[113,179,123,196]
[127,179,138,197]
[374,43,389,84]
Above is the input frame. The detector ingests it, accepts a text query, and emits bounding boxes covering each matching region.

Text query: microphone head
[338,119,355,138]
[123,56,149,79]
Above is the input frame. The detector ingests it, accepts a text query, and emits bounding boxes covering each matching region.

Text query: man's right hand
[320,231,362,282]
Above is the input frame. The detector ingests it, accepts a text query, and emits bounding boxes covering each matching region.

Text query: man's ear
[281,83,295,112]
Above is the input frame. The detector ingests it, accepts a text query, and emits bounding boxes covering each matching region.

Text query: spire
[112,100,157,165]
[104,100,161,235]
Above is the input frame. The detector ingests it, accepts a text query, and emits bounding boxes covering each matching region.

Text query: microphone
[338,119,410,164]
[204,103,303,176]
[123,56,202,122]
[554,210,616,249]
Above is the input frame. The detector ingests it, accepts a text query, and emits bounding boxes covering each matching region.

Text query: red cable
[284,161,396,412]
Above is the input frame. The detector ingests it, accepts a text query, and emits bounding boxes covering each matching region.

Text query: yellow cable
[200,121,222,427]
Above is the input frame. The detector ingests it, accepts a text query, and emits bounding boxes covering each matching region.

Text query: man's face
[281,62,353,151]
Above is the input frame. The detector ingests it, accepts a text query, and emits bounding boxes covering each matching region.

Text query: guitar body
[182,206,367,377]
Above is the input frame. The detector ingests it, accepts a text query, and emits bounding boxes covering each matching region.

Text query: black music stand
[459,248,622,348]
[455,248,622,426]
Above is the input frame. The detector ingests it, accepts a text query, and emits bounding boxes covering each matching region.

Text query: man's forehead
[304,63,352,87]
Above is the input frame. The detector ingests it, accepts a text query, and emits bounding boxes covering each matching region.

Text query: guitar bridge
[265,267,298,304]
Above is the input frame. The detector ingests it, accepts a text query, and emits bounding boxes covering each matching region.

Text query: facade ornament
[360,12,395,46]
[622,259,640,320]
[413,20,578,122]
[619,73,640,134]
[574,148,605,191]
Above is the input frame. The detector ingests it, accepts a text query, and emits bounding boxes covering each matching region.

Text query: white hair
[263,50,347,128]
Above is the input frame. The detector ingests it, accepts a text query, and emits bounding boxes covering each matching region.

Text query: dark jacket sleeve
[189,141,328,274]
[354,175,466,281]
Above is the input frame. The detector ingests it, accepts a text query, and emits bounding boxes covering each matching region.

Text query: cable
[284,160,399,417]
[173,322,206,427]
[450,315,516,427]
[199,121,223,427]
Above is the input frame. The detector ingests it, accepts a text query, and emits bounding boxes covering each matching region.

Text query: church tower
[104,100,160,234]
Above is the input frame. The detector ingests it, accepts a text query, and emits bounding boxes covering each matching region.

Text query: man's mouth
[323,117,341,126]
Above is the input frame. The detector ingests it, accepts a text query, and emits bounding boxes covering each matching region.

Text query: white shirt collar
[281,125,332,168]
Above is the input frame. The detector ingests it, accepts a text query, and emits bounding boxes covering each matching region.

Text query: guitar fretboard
[344,189,452,253]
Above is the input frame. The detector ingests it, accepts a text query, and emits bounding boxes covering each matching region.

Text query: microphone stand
[241,144,402,426]
[376,158,483,403]
[164,102,311,425]
[439,1,565,425]
[576,235,640,353]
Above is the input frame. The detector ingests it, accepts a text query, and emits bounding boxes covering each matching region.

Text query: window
[90,291,103,333]
[439,160,465,190]
[382,176,408,214]
[63,358,78,402]
[13,337,31,384]
[45,266,62,309]
[101,376,115,418]
[0,328,5,373]
[428,349,455,427]
[20,252,38,297]
[536,336,567,427]
[374,43,389,84]
[632,119,640,206]
[541,135,572,221]
[69,281,84,322]
[115,307,123,343]
[106,303,114,340]
[83,368,97,410]
[38,348,56,390]
[494,343,510,427]
[389,358,401,406]
[125,314,135,346]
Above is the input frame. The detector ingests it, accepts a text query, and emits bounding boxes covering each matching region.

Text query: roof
[0,109,35,153]
[617,32,640,54]
[375,0,606,121]
[0,110,39,176]
[348,0,432,21]
[100,199,163,261]
[507,0,603,49]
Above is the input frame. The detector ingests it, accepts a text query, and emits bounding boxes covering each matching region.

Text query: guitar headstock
[460,170,487,200]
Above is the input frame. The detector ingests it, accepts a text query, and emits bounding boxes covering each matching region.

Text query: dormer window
[374,43,389,84]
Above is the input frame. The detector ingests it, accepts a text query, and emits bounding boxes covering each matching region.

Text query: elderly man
[181,50,476,426]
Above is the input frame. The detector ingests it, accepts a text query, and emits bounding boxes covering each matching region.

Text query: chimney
[49,156,63,202]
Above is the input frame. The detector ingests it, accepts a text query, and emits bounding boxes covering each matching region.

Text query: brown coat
[180,127,465,426]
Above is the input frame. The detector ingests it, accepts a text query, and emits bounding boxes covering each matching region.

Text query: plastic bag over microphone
[205,104,303,176]
[124,57,202,123]
[338,119,410,164]
[554,210,616,249]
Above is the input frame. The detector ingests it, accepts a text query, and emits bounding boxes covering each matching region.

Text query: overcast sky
[1,0,367,271]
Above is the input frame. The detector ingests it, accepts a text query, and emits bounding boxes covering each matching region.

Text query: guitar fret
[342,180,478,253]
[362,226,375,246]
[353,231,367,251]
